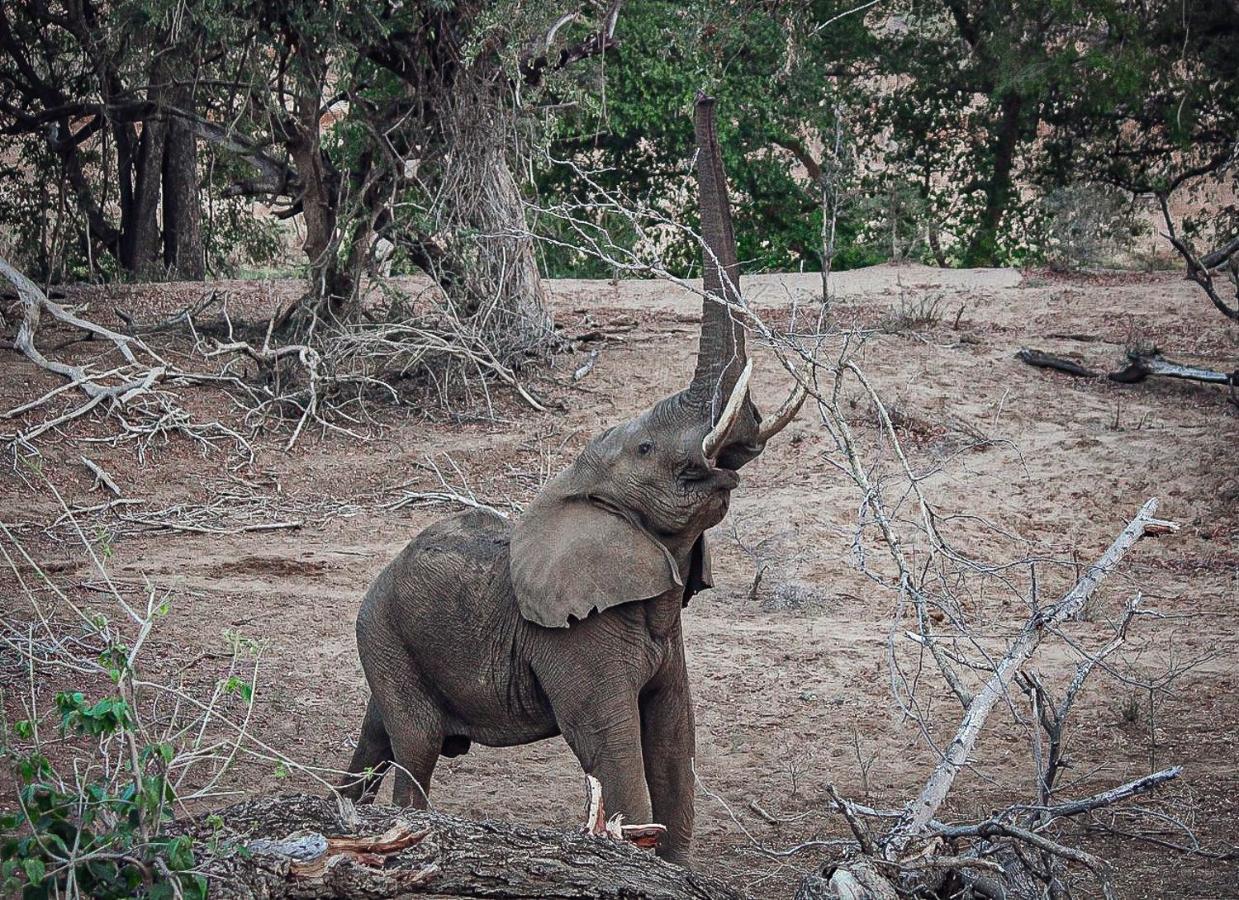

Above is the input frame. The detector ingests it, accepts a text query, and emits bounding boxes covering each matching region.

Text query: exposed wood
[1002,766,1183,825]
[1108,351,1236,386]
[80,456,122,497]
[519,0,624,86]
[178,793,742,899]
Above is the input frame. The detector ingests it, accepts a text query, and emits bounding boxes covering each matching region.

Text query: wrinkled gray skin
[341,97,772,865]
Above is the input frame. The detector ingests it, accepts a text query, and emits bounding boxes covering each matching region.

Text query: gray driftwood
[177,793,743,899]
[1018,347,1236,389]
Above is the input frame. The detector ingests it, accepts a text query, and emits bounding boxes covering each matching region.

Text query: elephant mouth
[712,466,741,491]
[680,461,740,493]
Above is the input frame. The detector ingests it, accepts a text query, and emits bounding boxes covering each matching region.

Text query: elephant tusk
[701,358,753,461]
[755,370,810,444]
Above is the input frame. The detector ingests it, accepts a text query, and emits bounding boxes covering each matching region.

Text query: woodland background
[1,2,1238,899]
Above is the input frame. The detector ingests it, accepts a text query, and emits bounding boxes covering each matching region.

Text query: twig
[80,456,122,497]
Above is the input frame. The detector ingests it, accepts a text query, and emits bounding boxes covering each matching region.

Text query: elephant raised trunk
[343,94,809,868]
[689,93,749,411]
[689,93,806,468]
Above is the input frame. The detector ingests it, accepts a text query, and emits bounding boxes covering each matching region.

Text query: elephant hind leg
[340,695,393,803]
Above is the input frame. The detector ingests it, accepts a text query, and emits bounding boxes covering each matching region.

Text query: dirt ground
[2,264,1237,898]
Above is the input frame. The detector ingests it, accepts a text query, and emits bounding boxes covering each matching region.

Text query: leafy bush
[0,479,275,899]
[1038,184,1144,271]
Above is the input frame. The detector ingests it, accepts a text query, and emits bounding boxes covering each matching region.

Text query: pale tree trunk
[451,142,549,328]
[430,87,553,358]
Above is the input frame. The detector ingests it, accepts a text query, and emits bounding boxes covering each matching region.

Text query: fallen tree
[1018,346,1237,398]
[176,792,739,899]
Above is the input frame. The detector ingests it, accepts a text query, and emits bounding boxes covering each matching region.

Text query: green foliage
[535,0,1235,276]
[1,694,205,899]
[0,135,119,283]
[1,0,1233,289]
[535,0,882,279]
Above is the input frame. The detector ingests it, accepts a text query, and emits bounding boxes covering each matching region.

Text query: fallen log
[175,793,743,899]
[1017,347,1237,390]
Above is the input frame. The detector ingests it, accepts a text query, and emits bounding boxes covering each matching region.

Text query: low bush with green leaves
[0,483,282,899]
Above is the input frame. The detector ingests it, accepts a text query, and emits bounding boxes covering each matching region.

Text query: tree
[177,1,622,340]
[1038,0,1238,320]
[0,0,206,280]
[534,0,884,282]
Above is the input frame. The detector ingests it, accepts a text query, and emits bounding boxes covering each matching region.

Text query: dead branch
[934,820,1113,883]
[79,455,122,496]
[1108,350,1236,387]
[115,290,222,335]
[1028,767,1183,824]
[1018,347,1236,392]
[1017,348,1100,378]
[887,499,1177,848]
[178,793,741,899]
[519,0,624,87]
[0,255,255,457]
[826,783,876,857]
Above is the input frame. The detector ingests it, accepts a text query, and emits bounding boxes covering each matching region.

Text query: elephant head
[510,94,806,629]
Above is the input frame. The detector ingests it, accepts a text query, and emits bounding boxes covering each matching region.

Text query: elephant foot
[581,774,667,851]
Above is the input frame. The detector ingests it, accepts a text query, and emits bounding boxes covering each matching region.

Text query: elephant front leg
[553,692,654,828]
[640,661,696,864]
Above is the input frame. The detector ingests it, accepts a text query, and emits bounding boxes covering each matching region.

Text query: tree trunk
[114,119,145,273]
[427,85,553,361]
[282,67,353,331]
[177,793,742,900]
[962,92,1025,267]
[162,80,204,280]
[446,142,550,331]
[128,117,166,278]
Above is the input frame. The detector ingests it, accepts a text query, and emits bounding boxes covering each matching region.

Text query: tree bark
[417,83,553,360]
[162,79,204,280]
[445,139,549,329]
[277,72,355,332]
[176,793,742,900]
[126,58,171,279]
[962,92,1025,267]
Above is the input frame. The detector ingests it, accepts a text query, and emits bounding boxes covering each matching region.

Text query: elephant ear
[510,488,682,629]
[682,534,713,607]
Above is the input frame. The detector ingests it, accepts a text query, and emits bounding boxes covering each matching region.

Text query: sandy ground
[2,264,1237,897]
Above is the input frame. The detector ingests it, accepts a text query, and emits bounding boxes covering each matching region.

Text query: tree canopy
[1,0,1235,291]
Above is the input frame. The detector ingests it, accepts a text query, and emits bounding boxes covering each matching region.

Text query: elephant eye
[637,440,655,456]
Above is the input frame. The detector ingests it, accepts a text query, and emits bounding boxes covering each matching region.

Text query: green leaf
[22,857,45,885]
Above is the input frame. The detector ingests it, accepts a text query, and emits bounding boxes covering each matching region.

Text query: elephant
[339,95,806,865]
